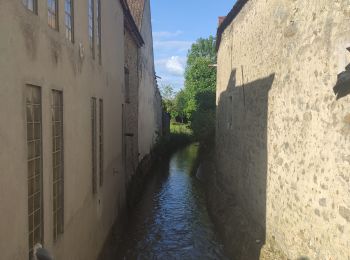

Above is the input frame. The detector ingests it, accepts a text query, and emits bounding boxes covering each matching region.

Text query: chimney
[218,16,226,27]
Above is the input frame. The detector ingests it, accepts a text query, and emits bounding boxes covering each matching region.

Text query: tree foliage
[160,84,175,116]
[160,36,217,140]
[184,36,217,140]
[160,84,175,100]
[173,90,187,122]
[187,36,217,65]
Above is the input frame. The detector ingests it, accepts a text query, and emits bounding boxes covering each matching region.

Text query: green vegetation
[170,122,192,135]
[160,36,217,142]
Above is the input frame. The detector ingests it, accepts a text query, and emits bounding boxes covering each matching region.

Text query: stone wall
[124,29,140,184]
[216,0,350,259]
[137,0,163,160]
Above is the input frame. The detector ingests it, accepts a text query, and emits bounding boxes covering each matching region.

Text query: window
[99,99,104,186]
[97,0,102,63]
[91,98,97,193]
[88,0,95,58]
[26,85,43,259]
[48,0,59,30]
[124,68,130,103]
[52,90,64,241]
[22,0,37,13]
[65,0,74,42]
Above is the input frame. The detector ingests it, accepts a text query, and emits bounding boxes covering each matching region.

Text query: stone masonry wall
[216,0,350,259]
[124,29,139,183]
[137,0,162,160]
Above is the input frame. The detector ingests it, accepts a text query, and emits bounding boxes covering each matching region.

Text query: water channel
[113,144,228,259]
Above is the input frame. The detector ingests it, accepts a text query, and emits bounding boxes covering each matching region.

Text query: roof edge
[216,0,249,51]
[126,0,146,30]
[119,0,144,47]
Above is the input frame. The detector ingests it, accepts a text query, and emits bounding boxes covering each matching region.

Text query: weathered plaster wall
[216,0,350,259]
[138,0,162,160]
[0,1,125,259]
[124,30,140,183]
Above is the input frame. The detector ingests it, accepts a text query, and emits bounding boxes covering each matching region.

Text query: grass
[150,122,193,158]
[170,122,193,135]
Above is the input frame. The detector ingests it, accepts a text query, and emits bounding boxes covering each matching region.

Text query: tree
[184,57,216,116]
[182,36,217,140]
[191,90,216,139]
[187,36,217,65]
[160,84,175,100]
[173,90,187,122]
[160,36,217,139]
[160,84,175,115]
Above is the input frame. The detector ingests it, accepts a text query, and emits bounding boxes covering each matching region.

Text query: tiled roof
[126,0,145,30]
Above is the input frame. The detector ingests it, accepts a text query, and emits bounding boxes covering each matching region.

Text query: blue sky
[151,0,235,92]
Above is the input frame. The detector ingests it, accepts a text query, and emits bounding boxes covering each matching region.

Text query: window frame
[22,0,38,14]
[124,67,130,104]
[99,99,104,187]
[64,0,74,43]
[91,97,97,193]
[48,0,59,30]
[26,85,43,259]
[51,90,64,241]
[88,0,95,59]
[96,0,102,64]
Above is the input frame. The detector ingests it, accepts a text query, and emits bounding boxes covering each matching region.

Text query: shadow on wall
[215,69,275,259]
[333,64,350,100]
[333,47,350,100]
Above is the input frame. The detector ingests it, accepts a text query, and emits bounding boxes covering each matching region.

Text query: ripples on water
[117,144,228,260]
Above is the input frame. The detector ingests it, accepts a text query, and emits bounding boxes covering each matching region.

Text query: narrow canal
[113,144,228,259]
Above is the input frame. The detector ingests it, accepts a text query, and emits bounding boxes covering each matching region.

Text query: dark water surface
[116,144,228,260]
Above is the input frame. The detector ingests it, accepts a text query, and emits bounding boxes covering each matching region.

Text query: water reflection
[117,144,227,259]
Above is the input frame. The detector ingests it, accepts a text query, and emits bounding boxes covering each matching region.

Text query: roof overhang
[120,0,144,48]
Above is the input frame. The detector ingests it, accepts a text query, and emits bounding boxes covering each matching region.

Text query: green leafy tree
[173,90,187,122]
[160,84,175,100]
[191,90,216,139]
[187,36,217,65]
[162,36,217,140]
[184,57,216,116]
[160,84,176,115]
[182,36,217,140]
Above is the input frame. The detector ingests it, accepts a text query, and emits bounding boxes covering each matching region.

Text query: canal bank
[100,144,228,259]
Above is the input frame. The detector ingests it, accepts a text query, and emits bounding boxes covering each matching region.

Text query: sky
[151,0,235,92]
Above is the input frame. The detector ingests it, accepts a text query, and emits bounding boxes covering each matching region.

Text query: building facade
[0,0,126,259]
[121,0,144,185]
[127,0,163,161]
[216,0,350,259]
